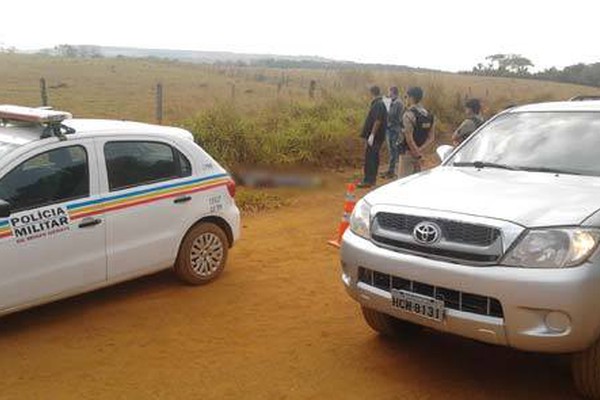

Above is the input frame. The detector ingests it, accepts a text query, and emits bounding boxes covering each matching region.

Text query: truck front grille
[376,212,501,247]
[371,212,503,265]
[358,267,504,319]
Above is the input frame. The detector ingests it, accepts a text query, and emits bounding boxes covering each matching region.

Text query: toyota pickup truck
[341,100,600,398]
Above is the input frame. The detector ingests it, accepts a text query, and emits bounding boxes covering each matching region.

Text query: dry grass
[2,53,599,168]
[2,53,599,123]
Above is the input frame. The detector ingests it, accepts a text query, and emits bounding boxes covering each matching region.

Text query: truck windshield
[450,112,600,177]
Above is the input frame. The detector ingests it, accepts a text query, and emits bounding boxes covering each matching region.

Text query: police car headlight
[503,228,600,268]
[350,199,372,240]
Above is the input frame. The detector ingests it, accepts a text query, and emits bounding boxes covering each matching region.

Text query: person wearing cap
[452,98,485,145]
[380,86,404,179]
[400,86,436,177]
[358,86,388,188]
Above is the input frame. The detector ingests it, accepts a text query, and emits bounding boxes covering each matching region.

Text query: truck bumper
[341,230,600,354]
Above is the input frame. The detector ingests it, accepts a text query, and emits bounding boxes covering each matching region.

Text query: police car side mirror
[0,200,11,218]
[436,145,454,162]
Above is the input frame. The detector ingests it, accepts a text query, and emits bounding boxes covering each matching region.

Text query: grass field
[2,53,599,168]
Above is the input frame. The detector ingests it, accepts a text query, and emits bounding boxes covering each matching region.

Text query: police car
[0,105,240,316]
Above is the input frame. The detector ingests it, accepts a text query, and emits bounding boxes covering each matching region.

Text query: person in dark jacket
[358,86,388,188]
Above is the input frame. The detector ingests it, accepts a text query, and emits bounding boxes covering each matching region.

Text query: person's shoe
[383,172,397,179]
[379,172,388,179]
[357,181,374,188]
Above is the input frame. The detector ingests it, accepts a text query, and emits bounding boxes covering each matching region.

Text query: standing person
[400,86,435,177]
[380,86,404,179]
[358,86,388,188]
[452,98,484,145]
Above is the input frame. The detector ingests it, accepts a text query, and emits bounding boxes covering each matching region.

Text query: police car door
[99,138,193,279]
[0,140,106,311]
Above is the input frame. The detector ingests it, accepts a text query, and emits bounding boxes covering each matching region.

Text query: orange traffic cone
[328,183,357,248]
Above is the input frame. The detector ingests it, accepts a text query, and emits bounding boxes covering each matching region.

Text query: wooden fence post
[156,83,163,125]
[309,80,317,99]
[40,78,48,107]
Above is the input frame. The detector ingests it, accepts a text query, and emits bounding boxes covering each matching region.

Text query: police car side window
[104,141,192,191]
[0,146,89,212]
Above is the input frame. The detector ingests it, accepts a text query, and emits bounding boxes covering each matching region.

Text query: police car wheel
[175,222,229,285]
[361,306,420,338]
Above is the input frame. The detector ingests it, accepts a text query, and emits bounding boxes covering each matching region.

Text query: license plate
[391,289,445,322]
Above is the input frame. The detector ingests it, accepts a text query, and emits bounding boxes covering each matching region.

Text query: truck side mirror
[0,200,11,218]
[436,145,454,162]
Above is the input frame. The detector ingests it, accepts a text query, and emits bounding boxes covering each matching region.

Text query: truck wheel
[175,222,229,285]
[573,339,600,399]
[361,306,419,338]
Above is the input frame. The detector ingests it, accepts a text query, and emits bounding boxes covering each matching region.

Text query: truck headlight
[503,228,600,268]
[349,199,372,240]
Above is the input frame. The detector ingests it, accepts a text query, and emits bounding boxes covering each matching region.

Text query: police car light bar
[0,105,72,124]
[0,105,75,140]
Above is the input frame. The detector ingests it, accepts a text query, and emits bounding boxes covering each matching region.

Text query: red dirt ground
[0,176,578,399]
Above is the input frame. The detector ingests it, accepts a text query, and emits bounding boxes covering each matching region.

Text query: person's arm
[421,119,436,150]
[403,112,420,157]
[367,103,385,146]
[368,119,381,146]
[452,119,476,145]
[451,120,470,144]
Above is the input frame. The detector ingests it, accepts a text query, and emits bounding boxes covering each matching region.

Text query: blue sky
[1,0,598,72]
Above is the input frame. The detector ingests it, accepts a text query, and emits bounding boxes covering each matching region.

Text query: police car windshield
[450,112,600,177]
[0,141,18,158]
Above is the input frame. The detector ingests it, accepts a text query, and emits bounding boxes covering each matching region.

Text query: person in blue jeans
[358,86,388,188]
[381,86,404,179]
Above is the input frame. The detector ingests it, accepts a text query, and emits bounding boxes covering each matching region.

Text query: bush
[183,97,365,169]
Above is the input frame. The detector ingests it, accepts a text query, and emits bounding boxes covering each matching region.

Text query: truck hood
[365,167,600,227]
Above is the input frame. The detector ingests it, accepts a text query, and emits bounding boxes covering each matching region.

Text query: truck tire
[174,222,229,285]
[361,306,418,338]
[573,339,600,399]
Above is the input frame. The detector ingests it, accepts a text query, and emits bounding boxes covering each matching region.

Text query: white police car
[0,105,240,316]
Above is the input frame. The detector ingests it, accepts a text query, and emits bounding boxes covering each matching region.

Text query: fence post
[230,83,236,102]
[155,83,163,125]
[40,78,48,107]
[309,80,317,99]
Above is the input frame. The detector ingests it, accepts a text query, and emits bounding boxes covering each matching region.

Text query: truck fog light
[341,272,352,286]
[545,311,571,333]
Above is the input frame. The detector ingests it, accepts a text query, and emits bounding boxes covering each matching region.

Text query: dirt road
[0,177,578,399]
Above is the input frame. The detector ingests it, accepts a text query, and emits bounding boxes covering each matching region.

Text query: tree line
[466,54,600,88]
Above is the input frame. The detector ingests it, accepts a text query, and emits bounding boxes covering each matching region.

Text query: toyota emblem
[413,221,442,245]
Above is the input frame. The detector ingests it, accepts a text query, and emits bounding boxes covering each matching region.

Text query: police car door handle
[174,196,192,204]
[78,218,102,229]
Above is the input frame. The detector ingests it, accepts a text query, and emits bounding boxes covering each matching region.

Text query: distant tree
[54,44,78,58]
[471,54,534,76]
[485,54,508,72]
[506,55,534,75]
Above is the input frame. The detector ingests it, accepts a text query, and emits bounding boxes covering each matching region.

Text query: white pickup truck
[342,100,600,398]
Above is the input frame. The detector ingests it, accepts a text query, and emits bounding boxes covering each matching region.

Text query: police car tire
[572,338,600,399]
[361,306,419,338]
[174,222,229,285]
